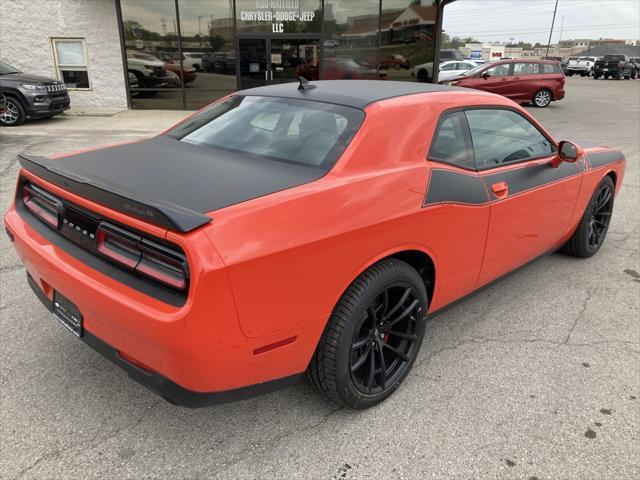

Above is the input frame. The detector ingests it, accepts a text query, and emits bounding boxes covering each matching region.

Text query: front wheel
[593,74,600,80]
[562,176,615,258]
[0,97,26,126]
[417,69,429,83]
[307,258,428,409]
[532,88,552,107]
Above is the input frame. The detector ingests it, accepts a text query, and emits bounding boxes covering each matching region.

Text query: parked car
[164,62,197,84]
[441,59,565,108]
[126,52,174,89]
[0,91,5,115]
[6,80,625,409]
[379,54,411,70]
[593,54,636,80]
[412,49,464,82]
[432,60,478,82]
[630,58,640,77]
[176,52,206,71]
[203,52,236,74]
[0,60,70,126]
[567,56,597,77]
[296,57,386,80]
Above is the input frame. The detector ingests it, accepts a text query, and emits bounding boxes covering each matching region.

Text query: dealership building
[0,0,455,111]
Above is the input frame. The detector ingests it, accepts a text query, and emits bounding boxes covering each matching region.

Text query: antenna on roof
[297,77,316,90]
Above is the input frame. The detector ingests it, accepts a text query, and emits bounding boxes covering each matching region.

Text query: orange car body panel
[4,89,626,398]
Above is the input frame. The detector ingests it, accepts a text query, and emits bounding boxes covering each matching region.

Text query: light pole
[509,37,514,57]
[545,0,559,57]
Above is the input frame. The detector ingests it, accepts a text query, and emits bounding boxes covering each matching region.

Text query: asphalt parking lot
[1,76,638,480]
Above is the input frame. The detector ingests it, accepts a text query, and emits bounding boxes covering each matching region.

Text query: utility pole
[558,16,564,44]
[509,37,514,57]
[545,0,559,57]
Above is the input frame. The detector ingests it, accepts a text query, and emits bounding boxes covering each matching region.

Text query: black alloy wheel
[349,282,421,395]
[307,258,428,409]
[562,176,615,258]
[586,182,614,252]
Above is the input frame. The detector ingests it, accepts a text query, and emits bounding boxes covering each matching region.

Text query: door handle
[491,181,509,198]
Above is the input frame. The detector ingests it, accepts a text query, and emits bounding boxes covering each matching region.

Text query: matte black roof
[236,80,465,109]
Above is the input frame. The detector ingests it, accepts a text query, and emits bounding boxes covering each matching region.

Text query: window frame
[463,106,558,171]
[51,37,91,90]
[427,109,476,171]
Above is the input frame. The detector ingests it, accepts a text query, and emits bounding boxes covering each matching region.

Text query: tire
[532,88,552,108]
[417,69,429,83]
[593,74,599,80]
[193,64,201,72]
[0,96,26,126]
[580,72,586,77]
[561,176,615,258]
[306,258,428,409]
[567,72,574,76]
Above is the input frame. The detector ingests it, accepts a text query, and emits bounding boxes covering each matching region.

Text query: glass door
[237,37,320,88]
[238,38,268,90]
[270,38,320,84]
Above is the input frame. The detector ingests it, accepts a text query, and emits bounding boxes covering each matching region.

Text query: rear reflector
[23,183,63,228]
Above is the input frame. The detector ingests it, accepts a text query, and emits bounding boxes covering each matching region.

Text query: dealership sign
[240,0,316,32]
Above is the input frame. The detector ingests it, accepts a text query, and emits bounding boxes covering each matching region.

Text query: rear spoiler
[18,154,212,233]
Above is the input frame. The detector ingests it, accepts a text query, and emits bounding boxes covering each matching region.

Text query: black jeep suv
[0,60,70,126]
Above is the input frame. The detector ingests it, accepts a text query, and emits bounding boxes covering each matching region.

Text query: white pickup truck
[566,56,597,77]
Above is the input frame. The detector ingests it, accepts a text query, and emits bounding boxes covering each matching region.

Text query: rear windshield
[165,96,364,169]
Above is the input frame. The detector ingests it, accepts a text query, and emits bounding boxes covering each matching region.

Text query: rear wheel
[307,258,428,409]
[593,74,600,80]
[567,71,574,76]
[562,176,615,258]
[0,97,26,126]
[532,88,552,107]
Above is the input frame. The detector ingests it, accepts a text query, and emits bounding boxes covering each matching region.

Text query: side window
[428,111,475,170]
[441,62,456,71]
[485,63,511,77]
[542,63,560,74]
[465,109,555,169]
[513,63,539,75]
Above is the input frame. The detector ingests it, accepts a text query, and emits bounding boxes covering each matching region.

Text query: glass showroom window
[51,38,90,89]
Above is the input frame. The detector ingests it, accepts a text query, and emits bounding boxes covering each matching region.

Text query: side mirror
[552,141,583,167]
[481,72,491,79]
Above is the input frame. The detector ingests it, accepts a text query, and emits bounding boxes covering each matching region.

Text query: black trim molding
[424,169,489,206]
[587,150,625,169]
[482,158,583,200]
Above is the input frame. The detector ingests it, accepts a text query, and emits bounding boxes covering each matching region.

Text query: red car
[164,62,197,84]
[5,81,625,409]
[379,54,411,70]
[441,59,565,107]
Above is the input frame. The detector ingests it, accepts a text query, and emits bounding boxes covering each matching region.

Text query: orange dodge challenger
[4,80,626,409]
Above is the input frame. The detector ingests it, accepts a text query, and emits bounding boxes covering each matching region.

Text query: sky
[442,0,640,44]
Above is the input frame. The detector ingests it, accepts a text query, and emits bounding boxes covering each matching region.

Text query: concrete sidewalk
[0,109,192,138]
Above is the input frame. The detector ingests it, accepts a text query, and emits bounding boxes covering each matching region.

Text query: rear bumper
[25,271,301,407]
[4,185,314,401]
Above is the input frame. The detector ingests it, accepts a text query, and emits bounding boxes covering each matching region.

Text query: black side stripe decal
[587,150,625,169]
[424,169,489,206]
[482,159,583,199]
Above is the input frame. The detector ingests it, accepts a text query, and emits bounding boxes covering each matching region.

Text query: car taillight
[22,183,63,228]
[96,222,188,290]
